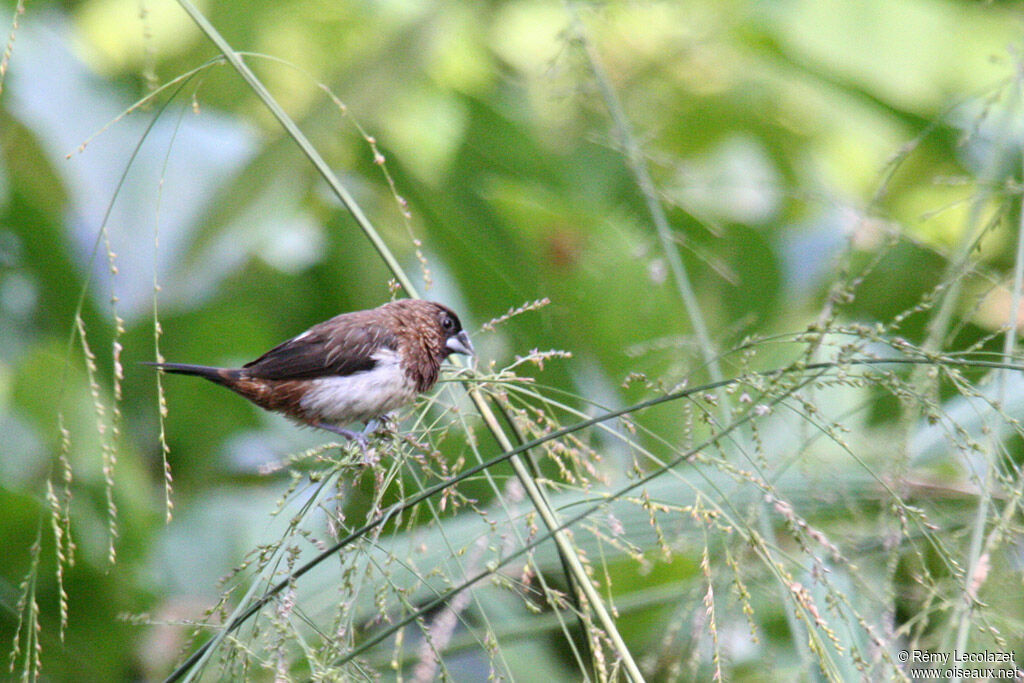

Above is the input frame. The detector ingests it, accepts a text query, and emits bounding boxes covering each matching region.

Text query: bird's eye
[442,317,454,330]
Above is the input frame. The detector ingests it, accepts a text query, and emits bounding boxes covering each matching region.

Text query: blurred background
[2,0,1024,679]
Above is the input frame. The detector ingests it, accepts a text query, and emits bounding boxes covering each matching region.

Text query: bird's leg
[311,420,370,454]
[313,421,367,443]
[362,418,381,437]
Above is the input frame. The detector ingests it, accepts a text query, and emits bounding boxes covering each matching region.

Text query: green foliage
[2,0,1024,680]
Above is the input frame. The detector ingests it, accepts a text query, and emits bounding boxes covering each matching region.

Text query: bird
[147,300,474,444]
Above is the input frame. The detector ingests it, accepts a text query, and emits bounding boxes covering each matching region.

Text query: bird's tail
[143,362,240,387]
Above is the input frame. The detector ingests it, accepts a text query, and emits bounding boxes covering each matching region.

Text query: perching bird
[148,300,473,443]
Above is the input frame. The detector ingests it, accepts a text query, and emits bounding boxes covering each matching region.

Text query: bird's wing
[242,315,398,381]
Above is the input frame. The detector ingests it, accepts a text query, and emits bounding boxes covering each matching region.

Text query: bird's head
[383,299,474,363]
[432,303,474,358]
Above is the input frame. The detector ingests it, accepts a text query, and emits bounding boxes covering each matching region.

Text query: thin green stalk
[901,73,1022,683]
[470,389,644,681]
[566,6,817,671]
[484,401,595,676]
[918,76,1020,364]
[400,467,524,680]
[954,96,1024,654]
[907,77,1023,675]
[373,578,699,671]
[173,0,412,296]
[567,4,721,389]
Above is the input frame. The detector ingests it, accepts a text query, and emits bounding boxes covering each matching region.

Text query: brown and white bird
[149,300,473,442]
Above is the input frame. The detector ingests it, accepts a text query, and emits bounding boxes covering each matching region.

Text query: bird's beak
[446,331,474,356]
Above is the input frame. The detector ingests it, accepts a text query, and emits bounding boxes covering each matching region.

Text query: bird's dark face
[434,304,474,358]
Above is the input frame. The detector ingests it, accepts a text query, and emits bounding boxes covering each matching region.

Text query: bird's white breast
[298,349,417,425]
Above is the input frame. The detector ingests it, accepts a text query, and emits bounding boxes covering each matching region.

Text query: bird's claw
[348,434,380,467]
[343,431,378,467]
[362,416,398,439]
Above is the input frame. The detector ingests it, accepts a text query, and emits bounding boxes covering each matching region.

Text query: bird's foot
[362,418,382,438]
[362,414,398,439]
